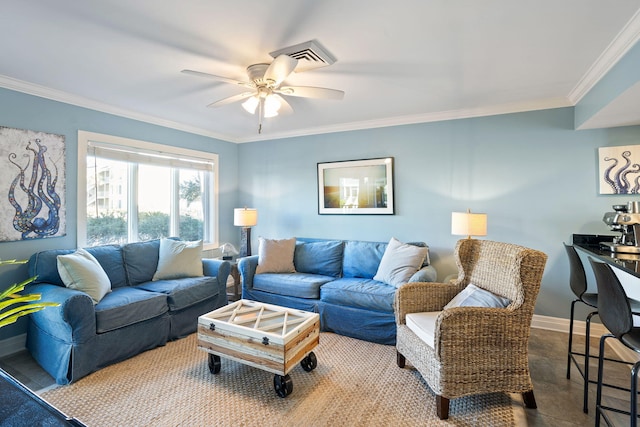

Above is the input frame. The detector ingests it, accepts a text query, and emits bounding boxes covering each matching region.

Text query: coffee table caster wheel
[300,351,317,372]
[274,374,293,398]
[208,354,221,374]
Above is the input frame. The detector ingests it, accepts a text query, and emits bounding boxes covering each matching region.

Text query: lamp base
[239,227,252,257]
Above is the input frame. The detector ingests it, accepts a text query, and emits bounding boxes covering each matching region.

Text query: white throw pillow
[153,238,204,281]
[255,237,296,274]
[373,237,428,288]
[444,284,511,309]
[57,249,111,304]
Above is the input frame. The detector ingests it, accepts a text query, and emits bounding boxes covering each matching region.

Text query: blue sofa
[26,239,230,384]
[239,238,436,345]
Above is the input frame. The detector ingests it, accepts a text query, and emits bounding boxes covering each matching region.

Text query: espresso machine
[601,201,640,253]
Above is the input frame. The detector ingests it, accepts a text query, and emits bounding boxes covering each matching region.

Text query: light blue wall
[2,80,640,342]
[238,107,640,319]
[0,87,238,340]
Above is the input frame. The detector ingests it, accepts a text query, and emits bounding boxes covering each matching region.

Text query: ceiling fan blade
[264,55,298,86]
[273,94,294,115]
[206,91,255,108]
[276,86,344,100]
[181,69,253,88]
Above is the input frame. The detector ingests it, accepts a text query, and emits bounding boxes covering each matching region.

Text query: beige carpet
[42,333,518,426]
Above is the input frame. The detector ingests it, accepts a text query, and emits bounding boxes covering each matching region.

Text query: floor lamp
[234,208,258,257]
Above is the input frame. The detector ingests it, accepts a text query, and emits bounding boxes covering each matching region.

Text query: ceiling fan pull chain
[258,97,264,134]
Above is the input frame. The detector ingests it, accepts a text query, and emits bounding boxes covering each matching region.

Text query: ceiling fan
[182,54,344,133]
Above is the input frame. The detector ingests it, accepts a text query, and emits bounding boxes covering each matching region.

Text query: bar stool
[564,243,599,413]
[589,259,640,427]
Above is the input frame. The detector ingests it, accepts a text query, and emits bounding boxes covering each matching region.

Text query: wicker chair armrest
[434,306,531,365]
[395,281,463,324]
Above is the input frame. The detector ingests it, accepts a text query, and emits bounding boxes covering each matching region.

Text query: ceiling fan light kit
[182,40,344,134]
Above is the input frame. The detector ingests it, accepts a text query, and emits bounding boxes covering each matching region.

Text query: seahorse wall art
[598,145,640,195]
[0,127,66,242]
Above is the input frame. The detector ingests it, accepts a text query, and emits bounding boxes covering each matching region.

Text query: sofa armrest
[202,259,230,293]
[27,283,96,343]
[434,306,526,364]
[394,281,463,325]
[238,256,259,291]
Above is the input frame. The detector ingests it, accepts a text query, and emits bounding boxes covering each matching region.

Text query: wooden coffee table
[197,299,320,397]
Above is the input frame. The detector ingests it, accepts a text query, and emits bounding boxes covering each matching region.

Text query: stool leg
[567,300,577,379]
[584,311,596,413]
[595,334,612,427]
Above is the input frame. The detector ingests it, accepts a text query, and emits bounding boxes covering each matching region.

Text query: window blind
[87,140,214,172]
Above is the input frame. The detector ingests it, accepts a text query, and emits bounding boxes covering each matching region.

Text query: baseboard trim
[0,333,26,358]
[531,314,639,362]
[531,314,608,337]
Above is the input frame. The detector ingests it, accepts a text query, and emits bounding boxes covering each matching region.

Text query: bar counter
[573,234,640,278]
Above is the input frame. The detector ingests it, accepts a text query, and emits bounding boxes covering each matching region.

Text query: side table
[225,259,241,301]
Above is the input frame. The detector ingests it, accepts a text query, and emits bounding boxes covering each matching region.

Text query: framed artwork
[0,126,66,242]
[598,145,640,194]
[318,157,394,215]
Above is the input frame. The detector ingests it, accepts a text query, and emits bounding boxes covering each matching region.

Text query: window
[78,131,218,249]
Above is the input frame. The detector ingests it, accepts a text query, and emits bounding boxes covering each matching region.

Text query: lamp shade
[451,211,487,238]
[234,208,258,227]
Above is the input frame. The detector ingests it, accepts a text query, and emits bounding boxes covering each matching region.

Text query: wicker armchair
[395,239,547,420]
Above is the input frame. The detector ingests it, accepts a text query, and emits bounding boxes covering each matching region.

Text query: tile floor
[0,328,637,426]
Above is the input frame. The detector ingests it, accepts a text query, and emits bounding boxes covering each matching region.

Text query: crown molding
[568,9,640,105]
[238,97,573,143]
[0,75,239,143]
[1,72,572,144]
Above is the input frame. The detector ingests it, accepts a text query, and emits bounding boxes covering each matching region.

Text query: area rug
[41,333,518,426]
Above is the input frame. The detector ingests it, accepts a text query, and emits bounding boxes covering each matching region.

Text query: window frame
[77,130,219,249]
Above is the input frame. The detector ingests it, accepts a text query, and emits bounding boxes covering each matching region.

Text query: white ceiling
[2,1,640,143]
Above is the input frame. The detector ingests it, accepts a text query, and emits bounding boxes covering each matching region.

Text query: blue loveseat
[239,237,437,345]
[26,239,230,384]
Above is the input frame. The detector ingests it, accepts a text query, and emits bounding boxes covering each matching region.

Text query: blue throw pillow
[444,284,511,309]
[294,240,344,277]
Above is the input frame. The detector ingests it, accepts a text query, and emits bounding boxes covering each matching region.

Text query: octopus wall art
[0,127,66,242]
[598,145,640,195]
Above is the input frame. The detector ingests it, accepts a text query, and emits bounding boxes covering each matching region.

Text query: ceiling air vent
[269,40,336,72]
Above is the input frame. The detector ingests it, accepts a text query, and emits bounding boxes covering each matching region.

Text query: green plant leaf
[0,302,59,324]
[0,306,50,328]
[0,293,42,311]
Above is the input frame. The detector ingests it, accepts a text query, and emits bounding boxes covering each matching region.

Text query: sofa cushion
[57,249,112,304]
[29,245,127,289]
[122,239,161,285]
[256,237,297,274]
[342,240,388,279]
[136,276,219,311]
[373,237,428,287]
[320,278,396,312]
[95,287,168,333]
[253,273,334,299]
[294,240,344,277]
[152,238,204,281]
[405,311,440,348]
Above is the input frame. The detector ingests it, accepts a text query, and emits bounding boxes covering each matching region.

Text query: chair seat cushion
[253,273,334,299]
[405,311,441,348]
[136,277,219,311]
[95,287,168,333]
[320,278,396,312]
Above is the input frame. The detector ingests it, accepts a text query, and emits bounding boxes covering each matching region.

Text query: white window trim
[77,130,219,250]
